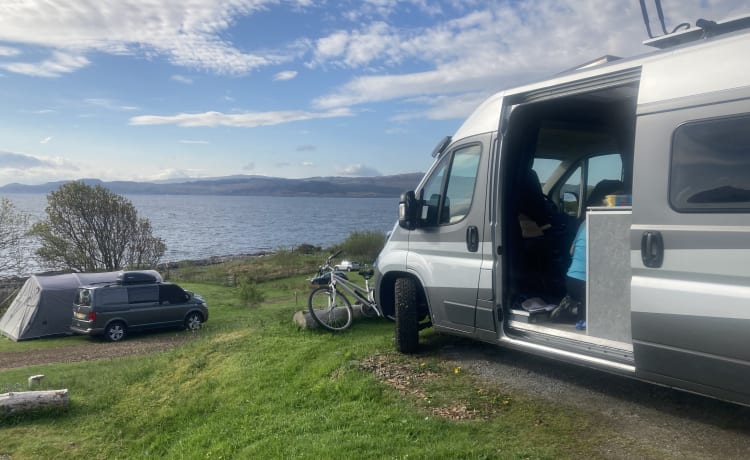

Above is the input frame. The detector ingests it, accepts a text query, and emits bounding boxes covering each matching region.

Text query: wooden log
[294,304,366,329]
[0,389,69,414]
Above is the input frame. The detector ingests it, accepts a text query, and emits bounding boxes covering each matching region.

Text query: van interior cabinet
[586,208,632,345]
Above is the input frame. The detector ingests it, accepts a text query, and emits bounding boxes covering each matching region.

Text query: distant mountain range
[0,173,425,198]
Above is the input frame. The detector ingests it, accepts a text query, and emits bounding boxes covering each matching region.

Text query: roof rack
[644,14,750,49]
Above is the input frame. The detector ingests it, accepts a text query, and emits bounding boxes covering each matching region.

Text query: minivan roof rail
[643,14,750,49]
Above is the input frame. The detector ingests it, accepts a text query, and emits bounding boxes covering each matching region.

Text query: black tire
[104,321,127,342]
[185,312,203,331]
[394,277,419,353]
[308,287,353,332]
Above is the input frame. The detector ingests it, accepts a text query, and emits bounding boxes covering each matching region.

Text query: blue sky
[0,0,745,185]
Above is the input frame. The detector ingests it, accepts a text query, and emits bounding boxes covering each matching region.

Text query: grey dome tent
[0,270,162,341]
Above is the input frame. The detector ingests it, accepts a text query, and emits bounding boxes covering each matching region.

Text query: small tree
[28,181,166,272]
[0,197,30,276]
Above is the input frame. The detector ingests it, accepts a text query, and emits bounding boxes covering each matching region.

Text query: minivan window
[670,114,750,212]
[420,144,481,225]
[76,288,92,306]
[159,284,188,304]
[128,285,159,304]
[99,287,128,305]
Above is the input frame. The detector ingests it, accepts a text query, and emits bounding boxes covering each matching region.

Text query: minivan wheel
[105,321,126,342]
[395,277,419,354]
[185,312,203,331]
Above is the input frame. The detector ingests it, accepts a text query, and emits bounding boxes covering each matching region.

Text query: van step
[510,308,550,324]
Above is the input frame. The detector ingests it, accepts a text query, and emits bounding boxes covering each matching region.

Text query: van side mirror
[398,190,419,230]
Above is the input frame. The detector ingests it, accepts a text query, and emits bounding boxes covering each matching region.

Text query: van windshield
[532,158,562,186]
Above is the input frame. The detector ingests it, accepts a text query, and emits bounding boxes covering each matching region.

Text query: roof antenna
[639,0,656,38]
[640,0,691,38]
[653,0,669,35]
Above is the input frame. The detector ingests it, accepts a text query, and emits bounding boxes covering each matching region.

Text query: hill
[0,173,424,198]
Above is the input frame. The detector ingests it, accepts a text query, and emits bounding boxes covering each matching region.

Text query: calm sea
[4,194,399,263]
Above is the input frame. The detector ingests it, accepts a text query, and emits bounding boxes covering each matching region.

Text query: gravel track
[427,336,750,460]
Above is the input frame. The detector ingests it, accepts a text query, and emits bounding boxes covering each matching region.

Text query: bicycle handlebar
[326,249,343,264]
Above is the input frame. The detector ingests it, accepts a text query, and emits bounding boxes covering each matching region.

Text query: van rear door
[631,47,750,403]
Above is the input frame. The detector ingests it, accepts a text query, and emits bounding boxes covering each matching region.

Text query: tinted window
[128,285,159,304]
[99,287,128,305]
[159,284,188,304]
[670,115,750,212]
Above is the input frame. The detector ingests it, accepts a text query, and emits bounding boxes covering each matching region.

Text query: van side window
[420,144,481,225]
[670,114,750,212]
[159,284,188,304]
[128,285,159,304]
[99,288,128,305]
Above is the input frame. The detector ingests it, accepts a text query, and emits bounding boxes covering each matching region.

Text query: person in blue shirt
[551,180,625,330]
[567,222,587,330]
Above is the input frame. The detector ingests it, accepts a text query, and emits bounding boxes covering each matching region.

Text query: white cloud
[171,75,193,84]
[146,168,199,182]
[391,92,490,121]
[129,108,353,128]
[0,150,79,184]
[301,161,315,167]
[312,1,748,112]
[178,140,209,144]
[0,51,89,77]
[40,136,52,144]
[0,0,298,77]
[310,22,401,68]
[273,70,298,81]
[0,45,20,57]
[242,162,256,171]
[335,164,381,176]
[85,98,139,111]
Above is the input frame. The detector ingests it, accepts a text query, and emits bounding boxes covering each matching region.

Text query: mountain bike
[307,250,389,332]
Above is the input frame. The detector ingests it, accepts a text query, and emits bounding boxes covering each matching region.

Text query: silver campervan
[374,15,750,405]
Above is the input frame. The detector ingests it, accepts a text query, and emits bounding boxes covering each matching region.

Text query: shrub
[238,278,265,307]
[337,230,386,264]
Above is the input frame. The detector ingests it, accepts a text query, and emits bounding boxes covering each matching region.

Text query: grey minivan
[71,271,208,342]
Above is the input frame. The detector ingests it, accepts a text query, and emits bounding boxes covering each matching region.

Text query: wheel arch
[104,317,129,330]
[379,270,430,320]
[184,309,205,322]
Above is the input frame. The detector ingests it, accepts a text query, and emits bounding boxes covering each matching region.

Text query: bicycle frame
[328,271,379,312]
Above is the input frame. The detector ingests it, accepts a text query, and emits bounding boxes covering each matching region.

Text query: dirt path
[0,335,188,371]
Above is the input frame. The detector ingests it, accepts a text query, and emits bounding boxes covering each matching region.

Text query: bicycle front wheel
[308,287,353,332]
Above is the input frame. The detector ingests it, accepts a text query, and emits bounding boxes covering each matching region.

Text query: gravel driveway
[430,336,750,460]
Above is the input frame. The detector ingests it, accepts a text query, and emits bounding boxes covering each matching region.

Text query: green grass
[1,276,620,459]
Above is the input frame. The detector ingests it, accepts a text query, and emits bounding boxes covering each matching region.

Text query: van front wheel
[104,321,126,342]
[185,312,203,331]
[395,277,418,353]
